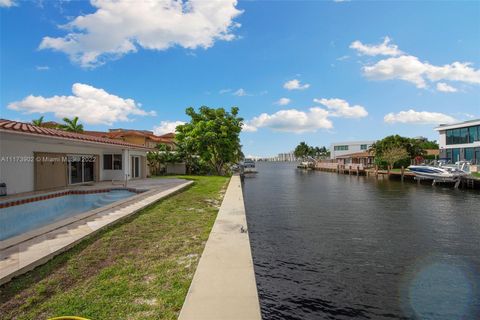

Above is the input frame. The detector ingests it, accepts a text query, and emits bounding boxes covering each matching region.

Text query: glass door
[84,159,95,182]
[68,155,95,184]
[69,156,83,184]
[131,156,140,178]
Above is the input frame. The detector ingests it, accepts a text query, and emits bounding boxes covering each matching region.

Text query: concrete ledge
[178,175,262,320]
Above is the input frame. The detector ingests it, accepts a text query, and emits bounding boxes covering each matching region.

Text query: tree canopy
[175,106,243,175]
[31,116,44,126]
[381,146,410,169]
[59,117,84,133]
[370,135,426,159]
[294,141,329,159]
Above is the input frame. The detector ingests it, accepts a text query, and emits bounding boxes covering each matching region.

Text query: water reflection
[244,162,480,320]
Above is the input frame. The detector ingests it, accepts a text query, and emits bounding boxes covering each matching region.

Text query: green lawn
[0,176,229,320]
[471,172,480,178]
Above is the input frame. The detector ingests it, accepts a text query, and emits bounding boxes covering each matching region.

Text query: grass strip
[0,176,229,320]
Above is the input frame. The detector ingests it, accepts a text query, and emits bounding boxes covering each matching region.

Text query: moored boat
[408,161,469,183]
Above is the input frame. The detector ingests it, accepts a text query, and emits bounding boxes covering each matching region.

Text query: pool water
[0,190,136,241]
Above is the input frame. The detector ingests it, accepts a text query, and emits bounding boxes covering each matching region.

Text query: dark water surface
[243,162,480,320]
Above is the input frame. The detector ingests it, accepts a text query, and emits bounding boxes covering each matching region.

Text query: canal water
[243,162,480,320]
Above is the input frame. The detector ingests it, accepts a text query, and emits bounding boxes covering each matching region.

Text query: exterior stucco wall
[0,132,147,195]
[330,141,375,159]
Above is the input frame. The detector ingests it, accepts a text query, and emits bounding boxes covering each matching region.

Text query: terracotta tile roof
[84,129,175,144]
[0,119,151,150]
[159,132,175,138]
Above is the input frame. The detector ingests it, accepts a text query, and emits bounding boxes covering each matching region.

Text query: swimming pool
[0,189,137,241]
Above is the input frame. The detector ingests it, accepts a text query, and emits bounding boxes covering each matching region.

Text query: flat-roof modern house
[435,119,480,164]
[0,119,151,195]
[330,140,375,160]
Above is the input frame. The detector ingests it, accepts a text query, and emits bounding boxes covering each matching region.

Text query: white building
[276,152,297,162]
[435,119,480,164]
[0,119,151,195]
[330,140,375,159]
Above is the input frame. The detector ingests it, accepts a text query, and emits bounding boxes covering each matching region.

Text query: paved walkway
[0,178,192,285]
[178,176,262,320]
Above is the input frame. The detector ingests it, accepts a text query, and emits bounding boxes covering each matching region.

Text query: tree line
[294,142,330,159]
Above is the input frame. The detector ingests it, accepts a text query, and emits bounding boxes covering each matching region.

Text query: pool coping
[0,188,150,250]
[0,180,193,285]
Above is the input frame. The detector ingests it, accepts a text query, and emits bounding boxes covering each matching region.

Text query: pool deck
[0,178,192,285]
[178,175,262,320]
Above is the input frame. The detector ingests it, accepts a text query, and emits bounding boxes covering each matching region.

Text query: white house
[435,119,480,164]
[330,140,375,160]
[0,119,151,195]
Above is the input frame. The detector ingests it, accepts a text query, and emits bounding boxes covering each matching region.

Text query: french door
[131,156,140,179]
[68,155,95,184]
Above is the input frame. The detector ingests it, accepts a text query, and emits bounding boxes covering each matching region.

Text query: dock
[298,162,480,190]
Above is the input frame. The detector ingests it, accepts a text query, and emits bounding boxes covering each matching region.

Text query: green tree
[59,117,84,133]
[370,135,426,159]
[294,142,330,159]
[382,146,409,169]
[175,106,243,175]
[294,141,311,159]
[418,139,439,150]
[370,135,428,168]
[147,144,182,175]
[31,116,44,126]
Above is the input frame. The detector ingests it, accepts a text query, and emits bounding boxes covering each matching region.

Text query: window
[469,126,479,143]
[334,145,349,151]
[360,144,368,150]
[103,154,112,170]
[103,154,122,170]
[114,154,122,170]
[446,125,480,145]
[465,148,474,162]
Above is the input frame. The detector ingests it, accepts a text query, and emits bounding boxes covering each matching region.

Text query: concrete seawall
[178,175,262,320]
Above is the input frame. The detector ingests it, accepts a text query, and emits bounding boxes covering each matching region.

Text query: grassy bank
[0,176,229,320]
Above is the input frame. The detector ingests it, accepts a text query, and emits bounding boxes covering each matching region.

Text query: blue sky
[1,0,479,157]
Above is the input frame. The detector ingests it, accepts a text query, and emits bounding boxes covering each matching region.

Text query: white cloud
[361,55,480,89]
[39,0,242,68]
[233,88,248,96]
[7,83,155,125]
[336,55,350,61]
[384,109,456,125]
[363,55,428,88]
[36,66,50,71]
[153,121,185,135]
[244,108,332,133]
[436,82,458,93]
[219,88,232,94]
[0,0,16,7]
[275,97,291,106]
[313,98,368,118]
[350,36,403,56]
[283,79,310,90]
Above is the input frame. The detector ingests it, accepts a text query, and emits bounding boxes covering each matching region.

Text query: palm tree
[59,117,84,133]
[31,116,44,126]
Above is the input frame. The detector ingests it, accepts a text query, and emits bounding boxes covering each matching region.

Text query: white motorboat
[408,161,469,183]
[241,158,257,174]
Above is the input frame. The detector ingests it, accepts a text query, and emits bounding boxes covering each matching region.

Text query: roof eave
[0,129,152,151]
